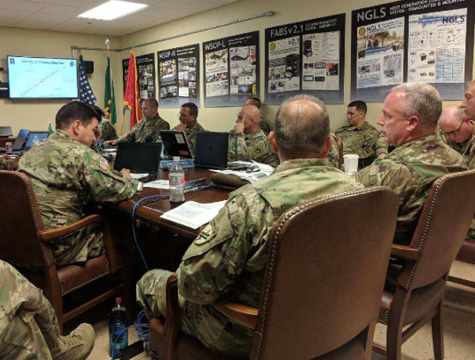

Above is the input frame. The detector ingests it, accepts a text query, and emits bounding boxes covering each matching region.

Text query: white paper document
[144,180,170,190]
[130,173,149,180]
[161,200,227,229]
[211,161,274,183]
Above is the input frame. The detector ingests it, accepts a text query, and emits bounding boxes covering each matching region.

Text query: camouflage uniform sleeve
[227,131,269,163]
[326,134,341,168]
[357,160,413,207]
[81,149,138,202]
[176,194,254,304]
[118,121,141,143]
[0,157,14,170]
[375,131,389,156]
[184,127,198,155]
[100,120,118,141]
[359,129,379,159]
[159,119,170,131]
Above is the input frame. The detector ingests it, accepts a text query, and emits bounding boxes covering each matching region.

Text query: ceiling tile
[0,17,21,26]
[136,5,181,18]
[0,0,48,11]
[38,4,87,15]
[0,8,34,19]
[15,12,71,29]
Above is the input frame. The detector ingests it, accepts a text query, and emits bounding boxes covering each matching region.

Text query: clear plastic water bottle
[109,297,128,358]
[32,135,40,147]
[169,156,185,203]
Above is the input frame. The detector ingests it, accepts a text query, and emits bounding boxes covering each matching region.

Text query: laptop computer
[159,130,193,159]
[113,143,161,179]
[24,131,49,151]
[12,129,30,151]
[194,131,229,169]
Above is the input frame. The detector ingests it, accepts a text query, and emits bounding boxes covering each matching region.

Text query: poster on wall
[265,14,345,105]
[136,53,156,103]
[351,0,474,102]
[122,58,129,94]
[203,31,259,107]
[158,44,199,108]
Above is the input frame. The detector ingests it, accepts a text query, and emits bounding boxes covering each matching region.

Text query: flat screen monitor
[7,55,78,100]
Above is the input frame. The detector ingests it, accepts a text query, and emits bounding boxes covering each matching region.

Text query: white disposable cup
[343,154,359,174]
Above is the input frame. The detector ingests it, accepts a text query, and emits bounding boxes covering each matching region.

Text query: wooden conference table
[108,168,230,239]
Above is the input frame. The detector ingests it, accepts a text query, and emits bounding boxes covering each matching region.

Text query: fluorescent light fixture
[78,0,148,21]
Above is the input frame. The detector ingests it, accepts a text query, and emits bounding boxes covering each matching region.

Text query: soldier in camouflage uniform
[326,133,342,169]
[0,260,95,360]
[228,105,270,163]
[137,94,362,358]
[357,83,466,246]
[99,118,118,141]
[336,100,387,169]
[245,97,272,135]
[105,98,170,145]
[18,102,138,267]
[173,102,205,155]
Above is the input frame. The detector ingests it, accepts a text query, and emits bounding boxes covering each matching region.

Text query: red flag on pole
[123,51,142,129]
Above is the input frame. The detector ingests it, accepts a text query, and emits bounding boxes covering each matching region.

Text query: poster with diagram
[203,31,259,107]
[265,14,345,105]
[158,44,199,108]
[136,53,156,104]
[351,0,474,102]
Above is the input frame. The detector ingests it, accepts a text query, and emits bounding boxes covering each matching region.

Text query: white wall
[1,0,474,136]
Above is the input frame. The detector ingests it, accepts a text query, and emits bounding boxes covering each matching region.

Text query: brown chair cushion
[456,240,475,264]
[176,332,241,360]
[380,278,446,326]
[57,255,110,296]
[314,335,364,360]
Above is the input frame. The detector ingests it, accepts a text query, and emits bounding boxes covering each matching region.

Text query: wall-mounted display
[203,31,259,107]
[351,0,474,102]
[158,44,199,108]
[265,14,345,105]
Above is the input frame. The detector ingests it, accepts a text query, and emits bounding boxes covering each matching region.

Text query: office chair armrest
[39,214,103,242]
[391,244,420,260]
[212,301,259,329]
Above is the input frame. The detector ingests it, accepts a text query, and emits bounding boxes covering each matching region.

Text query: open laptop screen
[113,142,161,174]
[12,129,30,151]
[24,131,49,150]
[159,130,193,159]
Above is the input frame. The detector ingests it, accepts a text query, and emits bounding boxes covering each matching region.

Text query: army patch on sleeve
[99,157,109,171]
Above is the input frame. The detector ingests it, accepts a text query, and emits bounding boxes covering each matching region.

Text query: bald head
[439,106,472,143]
[237,105,261,133]
[439,106,464,129]
[274,94,330,159]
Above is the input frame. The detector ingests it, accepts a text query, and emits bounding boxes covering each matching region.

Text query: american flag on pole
[78,55,96,105]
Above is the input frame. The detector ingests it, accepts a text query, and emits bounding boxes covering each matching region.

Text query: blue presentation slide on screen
[8,56,78,99]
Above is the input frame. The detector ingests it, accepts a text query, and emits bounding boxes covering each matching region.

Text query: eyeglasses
[444,118,465,136]
[345,112,359,118]
[177,112,189,118]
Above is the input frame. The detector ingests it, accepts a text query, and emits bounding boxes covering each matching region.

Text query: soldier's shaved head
[242,105,260,124]
[274,94,330,158]
[439,106,465,129]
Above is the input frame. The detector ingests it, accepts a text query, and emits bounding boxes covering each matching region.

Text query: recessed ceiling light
[78,0,148,21]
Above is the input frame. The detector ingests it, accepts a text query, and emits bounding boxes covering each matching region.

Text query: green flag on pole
[104,54,117,126]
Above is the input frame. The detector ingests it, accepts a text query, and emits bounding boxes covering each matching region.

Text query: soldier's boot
[50,323,95,360]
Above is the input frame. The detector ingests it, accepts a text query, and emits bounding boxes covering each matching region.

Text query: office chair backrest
[0,171,47,268]
[401,170,475,290]
[252,187,399,360]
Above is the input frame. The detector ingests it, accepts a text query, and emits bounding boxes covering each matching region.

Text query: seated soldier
[336,100,386,168]
[357,83,466,246]
[104,98,169,145]
[137,94,363,358]
[18,101,138,267]
[0,260,94,360]
[228,104,270,163]
[173,102,205,155]
[0,154,19,170]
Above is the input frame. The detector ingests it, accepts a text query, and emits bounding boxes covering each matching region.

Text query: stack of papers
[144,180,170,190]
[211,161,274,183]
[161,200,227,229]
